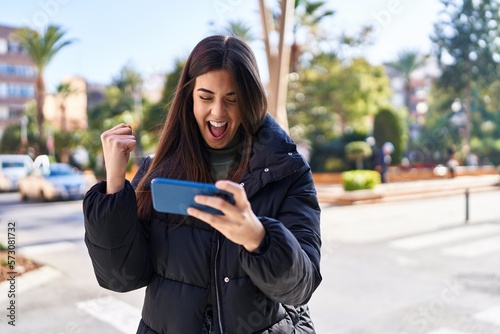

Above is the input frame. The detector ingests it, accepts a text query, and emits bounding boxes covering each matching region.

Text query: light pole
[133,85,143,164]
[20,115,28,151]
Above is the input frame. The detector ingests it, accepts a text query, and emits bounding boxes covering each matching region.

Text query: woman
[83,35,322,333]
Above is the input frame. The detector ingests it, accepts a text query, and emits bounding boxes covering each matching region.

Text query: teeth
[209,121,227,127]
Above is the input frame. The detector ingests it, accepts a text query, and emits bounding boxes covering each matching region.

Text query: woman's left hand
[187,180,265,252]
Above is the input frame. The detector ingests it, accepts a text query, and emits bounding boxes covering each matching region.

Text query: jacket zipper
[214,232,224,333]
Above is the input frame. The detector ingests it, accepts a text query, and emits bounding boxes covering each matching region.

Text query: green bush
[342,170,381,191]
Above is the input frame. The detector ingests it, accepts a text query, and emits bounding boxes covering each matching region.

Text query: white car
[18,162,88,201]
[0,154,33,191]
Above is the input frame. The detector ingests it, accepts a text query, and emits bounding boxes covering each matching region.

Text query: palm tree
[222,20,256,42]
[385,49,427,155]
[11,25,74,154]
[291,0,334,72]
[385,49,427,112]
[55,82,76,132]
[258,0,334,131]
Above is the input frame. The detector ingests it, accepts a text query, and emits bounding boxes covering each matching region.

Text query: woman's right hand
[100,124,136,194]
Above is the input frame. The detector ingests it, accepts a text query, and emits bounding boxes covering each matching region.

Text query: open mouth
[208,121,228,139]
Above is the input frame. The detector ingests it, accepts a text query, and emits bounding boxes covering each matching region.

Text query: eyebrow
[197,88,236,96]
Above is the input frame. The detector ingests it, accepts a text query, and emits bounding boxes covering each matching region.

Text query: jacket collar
[240,114,306,198]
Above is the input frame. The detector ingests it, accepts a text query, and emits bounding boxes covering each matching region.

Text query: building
[44,76,87,131]
[43,76,105,132]
[0,24,37,137]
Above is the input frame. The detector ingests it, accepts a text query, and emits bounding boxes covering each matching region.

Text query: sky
[2,0,443,93]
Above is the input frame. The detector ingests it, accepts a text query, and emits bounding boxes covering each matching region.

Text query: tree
[431,0,500,151]
[385,49,428,156]
[113,63,144,160]
[258,0,340,131]
[259,0,295,131]
[53,129,83,164]
[11,25,74,154]
[373,108,404,164]
[219,20,256,42]
[385,49,427,111]
[55,82,77,132]
[86,63,147,164]
[287,53,392,145]
[420,79,500,165]
[143,59,186,135]
[0,102,37,154]
[345,141,372,170]
[88,63,143,127]
[113,62,142,94]
[291,0,334,72]
[53,82,78,163]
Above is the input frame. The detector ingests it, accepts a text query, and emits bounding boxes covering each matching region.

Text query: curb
[0,265,62,302]
[317,175,500,205]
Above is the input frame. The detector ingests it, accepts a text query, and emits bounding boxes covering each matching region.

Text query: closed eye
[226,92,237,103]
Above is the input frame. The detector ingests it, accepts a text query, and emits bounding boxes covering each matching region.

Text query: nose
[211,99,227,117]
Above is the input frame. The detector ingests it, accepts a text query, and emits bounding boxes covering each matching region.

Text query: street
[0,189,499,334]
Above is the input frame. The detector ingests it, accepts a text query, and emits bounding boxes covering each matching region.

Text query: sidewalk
[316,174,500,246]
[310,188,500,333]
[316,174,500,206]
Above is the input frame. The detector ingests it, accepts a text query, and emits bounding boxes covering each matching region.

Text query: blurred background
[1,1,500,334]
[2,0,500,178]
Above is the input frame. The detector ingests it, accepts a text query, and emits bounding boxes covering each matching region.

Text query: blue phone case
[150,178,235,215]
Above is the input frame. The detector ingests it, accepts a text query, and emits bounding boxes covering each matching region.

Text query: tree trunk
[404,80,411,110]
[258,0,294,133]
[290,41,300,73]
[61,104,67,132]
[36,74,47,154]
[356,158,363,170]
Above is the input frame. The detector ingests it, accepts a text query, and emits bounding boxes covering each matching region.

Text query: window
[0,83,35,98]
[0,64,36,77]
[0,83,7,98]
[9,107,23,119]
[0,38,7,54]
[0,105,8,120]
[6,84,35,98]
[7,41,26,54]
[2,161,25,168]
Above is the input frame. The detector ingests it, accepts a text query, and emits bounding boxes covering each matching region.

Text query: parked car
[18,162,88,201]
[0,154,33,191]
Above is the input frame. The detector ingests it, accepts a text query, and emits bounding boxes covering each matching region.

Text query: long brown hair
[136,35,268,220]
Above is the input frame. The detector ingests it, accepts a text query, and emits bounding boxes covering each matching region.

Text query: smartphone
[150,178,235,215]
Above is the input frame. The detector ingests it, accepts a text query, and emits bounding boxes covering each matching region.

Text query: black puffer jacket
[83,114,322,333]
